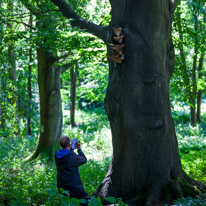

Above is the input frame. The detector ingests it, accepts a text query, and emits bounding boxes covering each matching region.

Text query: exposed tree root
[110,176,206,206]
[25,147,56,162]
[25,151,39,162]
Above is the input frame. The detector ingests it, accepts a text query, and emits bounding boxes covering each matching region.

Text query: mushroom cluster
[107,27,124,64]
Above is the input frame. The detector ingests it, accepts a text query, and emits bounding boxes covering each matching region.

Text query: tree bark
[70,64,78,127]
[50,0,206,204]
[29,48,62,160]
[197,91,202,123]
[190,50,197,126]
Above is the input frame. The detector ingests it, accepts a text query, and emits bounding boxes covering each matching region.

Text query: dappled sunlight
[1,0,206,204]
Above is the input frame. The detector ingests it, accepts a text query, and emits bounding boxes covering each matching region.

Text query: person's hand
[76,142,81,150]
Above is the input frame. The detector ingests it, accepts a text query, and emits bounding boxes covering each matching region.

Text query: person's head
[60,136,71,149]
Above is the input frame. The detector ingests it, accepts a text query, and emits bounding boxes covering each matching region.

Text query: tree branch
[5,12,31,18]
[60,63,73,74]
[3,19,36,29]
[51,52,71,63]
[50,0,107,41]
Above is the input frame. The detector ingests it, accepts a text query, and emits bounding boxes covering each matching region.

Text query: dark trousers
[59,188,90,206]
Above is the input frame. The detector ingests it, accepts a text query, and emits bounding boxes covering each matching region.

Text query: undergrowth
[0,108,205,205]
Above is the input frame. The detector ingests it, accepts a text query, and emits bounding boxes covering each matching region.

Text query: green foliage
[0,108,111,205]
[0,0,206,206]
[60,29,108,108]
[171,0,206,108]
[172,110,206,183]
[180,150,206,182]
[1,0,109,137]
[1,108,206,206]
[174,193,206,206]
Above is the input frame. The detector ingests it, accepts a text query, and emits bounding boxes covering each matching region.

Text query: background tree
[172,0,206,125]
[0,0,21,135]
[19,0,104,159]
[70,63,78,127]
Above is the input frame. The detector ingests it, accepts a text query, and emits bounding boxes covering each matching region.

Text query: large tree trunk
[30,48,62,160]
[48,0,206,204]
[95,1,205,205]
[70,64,78,127]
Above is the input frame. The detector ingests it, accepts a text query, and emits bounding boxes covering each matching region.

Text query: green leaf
[10,200,27,206]
[105,196,116,203]
[59,188,64,194]
[79,198,87,204]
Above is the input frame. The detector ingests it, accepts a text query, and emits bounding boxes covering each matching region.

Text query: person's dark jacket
[55,149,87,198]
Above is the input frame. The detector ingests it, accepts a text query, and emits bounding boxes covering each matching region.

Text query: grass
[0,108,206,205]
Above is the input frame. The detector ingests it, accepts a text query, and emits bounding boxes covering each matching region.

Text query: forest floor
[0,101,206,205]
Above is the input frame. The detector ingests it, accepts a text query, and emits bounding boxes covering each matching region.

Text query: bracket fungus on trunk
[107,27,125,64]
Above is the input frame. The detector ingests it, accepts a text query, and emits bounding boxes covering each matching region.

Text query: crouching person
[55,136,89,205]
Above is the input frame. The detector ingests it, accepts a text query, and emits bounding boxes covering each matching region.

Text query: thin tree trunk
[0,77,3,130]
[0,67,7,131]
[70,64,78,127]
[190,11,199,126]
[190,51,197,126]
[7,2,16,106]
[0,2,5,131]
[197,92,202,122]
[197,53,205,122]
[7,1,20,135]
[27,15,33,135]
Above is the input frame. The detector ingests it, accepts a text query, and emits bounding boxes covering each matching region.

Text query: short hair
[60,136,71,149]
